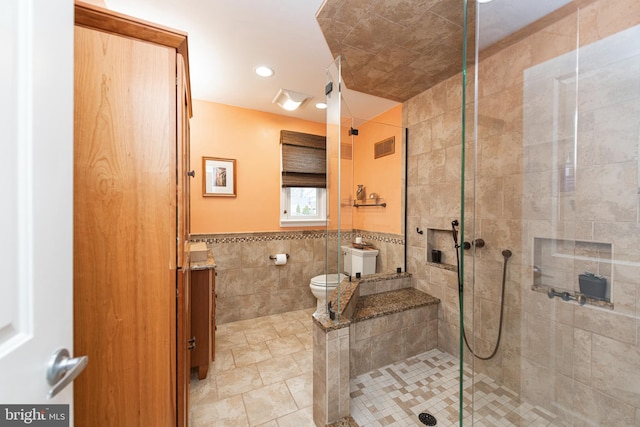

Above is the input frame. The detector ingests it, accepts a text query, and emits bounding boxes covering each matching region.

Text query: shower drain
[418,412,437,426]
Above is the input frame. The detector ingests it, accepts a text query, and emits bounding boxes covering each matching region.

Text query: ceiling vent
[374,137,395,159]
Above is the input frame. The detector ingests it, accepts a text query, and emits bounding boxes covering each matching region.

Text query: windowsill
[280,219,327,227]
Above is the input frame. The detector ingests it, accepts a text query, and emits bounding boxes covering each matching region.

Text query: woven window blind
[281,130,326,188]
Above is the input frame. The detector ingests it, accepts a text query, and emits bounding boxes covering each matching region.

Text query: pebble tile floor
[190,309,559,426]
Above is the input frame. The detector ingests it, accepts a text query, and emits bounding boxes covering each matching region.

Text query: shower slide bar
[547,288,586,306]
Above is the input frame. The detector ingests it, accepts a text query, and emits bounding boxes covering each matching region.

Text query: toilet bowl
[309,273,346,316]
[309,245,379,316]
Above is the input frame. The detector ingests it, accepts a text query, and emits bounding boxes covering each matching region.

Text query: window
[280,130,327,227]
[281,187,327,226]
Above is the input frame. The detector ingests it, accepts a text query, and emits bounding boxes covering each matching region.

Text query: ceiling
[104,0,574,124]
[317,0,574,102]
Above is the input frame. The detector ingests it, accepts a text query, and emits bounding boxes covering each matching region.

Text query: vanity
[190,246,217,380]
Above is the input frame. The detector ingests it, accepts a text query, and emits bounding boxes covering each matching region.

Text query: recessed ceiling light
[477,0,494,3]
[272,88,310,111]
[254,65,274,77]
[315,102,327,110]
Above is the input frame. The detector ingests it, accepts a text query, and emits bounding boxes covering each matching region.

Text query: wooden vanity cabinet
[190,266,216,379]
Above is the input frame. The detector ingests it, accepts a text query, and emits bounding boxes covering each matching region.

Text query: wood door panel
[176,52,191,427]
[74,25,176,426]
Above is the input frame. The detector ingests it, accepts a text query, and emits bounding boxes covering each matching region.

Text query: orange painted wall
[352,105,403,234]
[190,99,325,233]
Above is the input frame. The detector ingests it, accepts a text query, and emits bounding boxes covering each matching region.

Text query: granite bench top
[352,287,440,322]
[313,273,440,332]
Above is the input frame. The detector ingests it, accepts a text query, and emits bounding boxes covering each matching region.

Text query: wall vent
[374,137,395,159]
[341,143,352,160]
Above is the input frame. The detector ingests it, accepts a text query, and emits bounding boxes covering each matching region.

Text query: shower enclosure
[319,0,639,425]
[324,56,406,321]
[460,0,640,425]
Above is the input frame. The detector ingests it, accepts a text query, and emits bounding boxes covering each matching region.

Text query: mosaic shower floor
[350,349,560,427]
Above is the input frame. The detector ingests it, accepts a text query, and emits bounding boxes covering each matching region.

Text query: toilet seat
[309,274,346,316]
[310,273,345,287]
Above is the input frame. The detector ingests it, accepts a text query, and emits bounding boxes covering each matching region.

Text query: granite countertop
[353,287,440,322]
[190,251,216,270]
[328,279,359,317]
[312,312,351,332]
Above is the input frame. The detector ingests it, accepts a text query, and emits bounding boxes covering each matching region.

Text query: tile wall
[404,0,640,424]
[192,230,404,324]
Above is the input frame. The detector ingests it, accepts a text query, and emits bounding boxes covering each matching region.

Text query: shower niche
[425,227,456,269]
[531,237,613,308]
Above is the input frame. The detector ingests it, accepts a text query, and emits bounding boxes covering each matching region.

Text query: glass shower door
[463,0,640,425]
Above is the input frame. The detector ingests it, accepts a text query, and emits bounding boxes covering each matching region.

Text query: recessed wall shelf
[426,261,457,272]
[426,227,454,266]
[531,237,614,309]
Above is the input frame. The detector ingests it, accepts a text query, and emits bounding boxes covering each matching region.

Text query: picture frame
[203,157,236,197]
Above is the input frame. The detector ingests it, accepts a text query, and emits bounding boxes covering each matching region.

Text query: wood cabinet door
[176,267,190,427]
[74,25,176,426]
[190,269,211,378]
[176,52,192,427]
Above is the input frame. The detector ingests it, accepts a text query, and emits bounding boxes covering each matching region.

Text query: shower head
[502,249,512,259]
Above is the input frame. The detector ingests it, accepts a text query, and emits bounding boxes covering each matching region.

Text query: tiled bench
[350,288,439,376]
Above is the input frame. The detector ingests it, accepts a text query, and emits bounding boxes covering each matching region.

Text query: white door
[0,0,79,419]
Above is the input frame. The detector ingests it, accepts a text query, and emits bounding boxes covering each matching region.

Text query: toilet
[309,245,379,316]
[309,273,346,316]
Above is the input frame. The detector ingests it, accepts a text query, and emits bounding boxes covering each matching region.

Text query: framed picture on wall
[203,157,237,197]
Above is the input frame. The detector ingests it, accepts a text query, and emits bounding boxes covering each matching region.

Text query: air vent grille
[374,137,395,159]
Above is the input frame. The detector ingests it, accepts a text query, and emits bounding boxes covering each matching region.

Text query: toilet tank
[341,245,378,276]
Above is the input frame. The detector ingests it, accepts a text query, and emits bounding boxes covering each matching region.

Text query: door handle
[46,348,88,399]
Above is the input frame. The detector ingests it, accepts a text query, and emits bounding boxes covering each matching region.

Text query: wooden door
[74,25,176,426]
[0,0,76,406]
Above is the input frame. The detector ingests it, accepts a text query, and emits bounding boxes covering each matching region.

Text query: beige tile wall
[312,322,350,426]
[349,304,438,377]
[193,230,404,324]
[404,0,640,422]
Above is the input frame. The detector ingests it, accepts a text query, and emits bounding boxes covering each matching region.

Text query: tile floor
[190,309,559,427]
[189,308,316,427]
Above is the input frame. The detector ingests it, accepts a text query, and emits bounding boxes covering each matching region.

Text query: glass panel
[324,56,407,322]
[325,56,343,319]
[466,0,640,425]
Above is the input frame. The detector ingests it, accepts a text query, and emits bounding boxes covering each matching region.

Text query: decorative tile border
[191,229,405,246]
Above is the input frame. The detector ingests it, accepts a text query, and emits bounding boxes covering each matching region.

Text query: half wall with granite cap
[312,272,440,425]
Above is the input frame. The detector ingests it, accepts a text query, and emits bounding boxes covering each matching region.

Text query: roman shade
[281,130,326,188]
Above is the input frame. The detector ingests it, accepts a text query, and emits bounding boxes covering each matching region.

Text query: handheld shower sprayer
[451,216,512,360]
[451,220,459,248]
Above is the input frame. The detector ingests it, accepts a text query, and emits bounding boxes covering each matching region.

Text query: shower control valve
[473,238,485,248]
